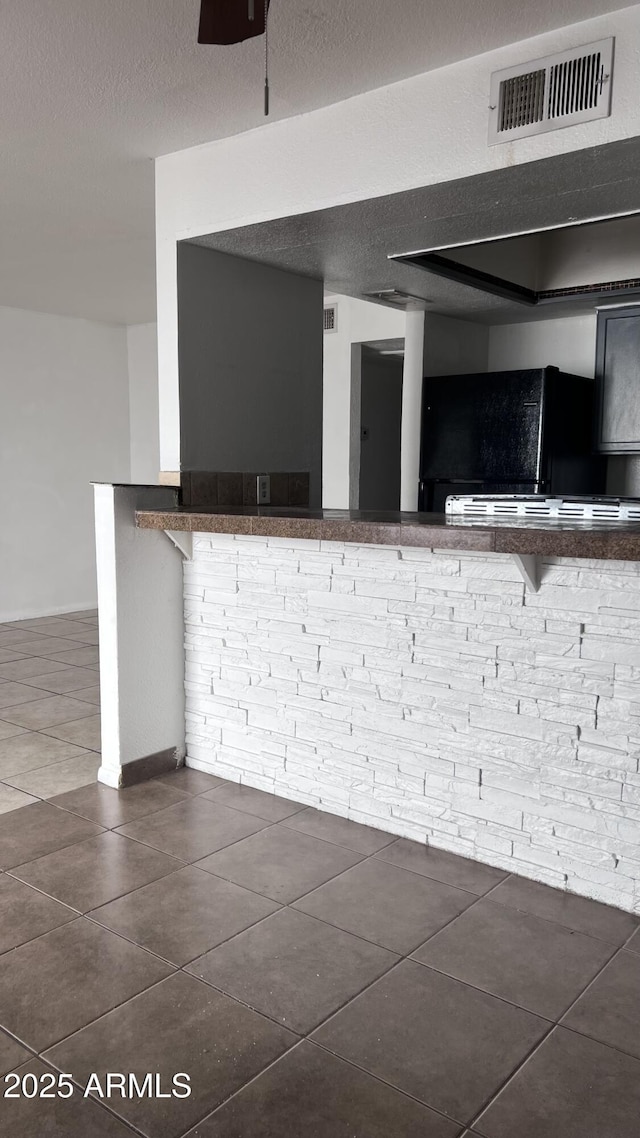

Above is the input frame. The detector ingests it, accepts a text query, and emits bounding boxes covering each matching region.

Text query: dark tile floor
[0,765,639,1137]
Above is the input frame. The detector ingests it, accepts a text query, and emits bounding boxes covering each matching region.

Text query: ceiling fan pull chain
[248,0,254,19]
[264,0,269,115]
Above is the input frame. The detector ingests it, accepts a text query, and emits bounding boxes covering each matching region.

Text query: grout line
[0,776,99,809]
[293,951,429,1042]
[183,836,366,902]
[37,724,101,746]
[85,888,285,971]
[465,1023,560,1137]
[408,954,558,1021]
[485,885,637,948]
[308,1034,470,1132]
[1,826,104,868]
[0,739,97,776]
[56,971,184,1054]
[1,709,99,744]
[38,971,179,1053]
[0,1025,41,1064]
[0,652,99,674]
[77,910,183,970]
[44,792,189,826]
[0,689,100,716]
[179,912,405,1034]
[558,1018,640,1064]
[284,901,407,956]
[26,1054,147,1138]
[292,869,482,947]
[5,855,182,915]
[466,934,632,1133]
[0,926,182,1067]
[0,764,101,802]
[191,785,404,860]
[277,808,399,849]
[0,913,88,953]
[288,847,487,906]
[105,811,284,864]
[38,968,303,1138]
[168,1035,309,1138]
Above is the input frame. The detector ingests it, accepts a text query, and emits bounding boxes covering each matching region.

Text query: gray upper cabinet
[596,306,640,454]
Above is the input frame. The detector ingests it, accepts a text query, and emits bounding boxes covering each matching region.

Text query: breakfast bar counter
[94,485,640,917]
[136,505,640,561]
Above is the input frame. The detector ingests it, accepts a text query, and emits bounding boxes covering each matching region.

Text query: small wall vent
[323,305,338,333]
[489,37,614,144]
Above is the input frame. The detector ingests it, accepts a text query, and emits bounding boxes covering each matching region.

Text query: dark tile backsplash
[269,474,290,508]
[288,472,310,507]
[182,472,310,509]
[242,473,258,507]
[183,472,217,510]
[217,473,244,507]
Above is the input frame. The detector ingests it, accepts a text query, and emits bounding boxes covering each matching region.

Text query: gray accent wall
[178,243,323,505]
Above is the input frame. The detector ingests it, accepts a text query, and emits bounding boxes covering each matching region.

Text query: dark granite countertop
[135,506,640,561]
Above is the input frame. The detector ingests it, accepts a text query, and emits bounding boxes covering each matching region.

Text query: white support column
[156,232,181,479]
[94,484,186,787]
[400,307,426,511]
[348,343,362,510]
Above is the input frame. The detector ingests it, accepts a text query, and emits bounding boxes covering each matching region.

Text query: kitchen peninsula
[137,505,640,559]
[127,500,640,915]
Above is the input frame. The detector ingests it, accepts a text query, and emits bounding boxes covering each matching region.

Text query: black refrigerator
[419,366,605,512]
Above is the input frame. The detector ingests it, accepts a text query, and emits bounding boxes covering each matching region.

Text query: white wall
[488,314,597,376]
[156,6,640,473]
[424,313,490,376]
[127,323,160,484]
[0,306,131,622]
[542,215,640,289]
[323,295,405,508]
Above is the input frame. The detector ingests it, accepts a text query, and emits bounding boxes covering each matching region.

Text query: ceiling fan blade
[198,0,271,45]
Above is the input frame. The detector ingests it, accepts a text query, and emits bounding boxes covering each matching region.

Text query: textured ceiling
[190,137,640,324]
[0,0,630,324]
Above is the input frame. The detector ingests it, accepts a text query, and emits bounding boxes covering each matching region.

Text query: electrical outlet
[257,474,271,505]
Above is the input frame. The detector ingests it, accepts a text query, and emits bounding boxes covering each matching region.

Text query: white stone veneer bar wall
[184,534,640,913]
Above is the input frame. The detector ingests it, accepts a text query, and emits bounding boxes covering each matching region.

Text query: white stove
[444,494,640,524]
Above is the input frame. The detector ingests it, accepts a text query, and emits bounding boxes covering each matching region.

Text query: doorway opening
[353,339,404,511]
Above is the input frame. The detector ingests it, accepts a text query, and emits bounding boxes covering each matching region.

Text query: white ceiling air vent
[364,289,432,308]
[489,37,614,144]
[323,304,338,333]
